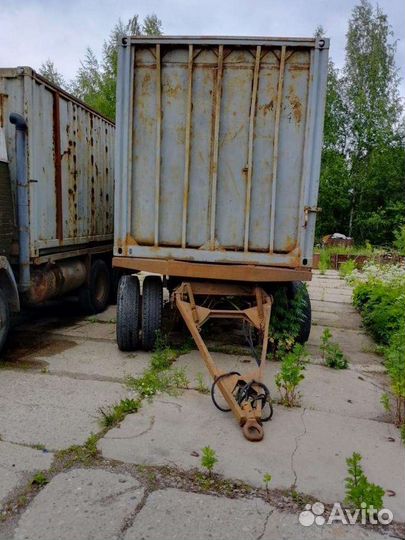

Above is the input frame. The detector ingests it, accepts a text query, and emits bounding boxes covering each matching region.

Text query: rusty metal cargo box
[114,36,328,270]
[0,67,114,259]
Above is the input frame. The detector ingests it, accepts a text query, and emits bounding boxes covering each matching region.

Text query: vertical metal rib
[269,45,286,253]
[154,44,161,246]
[126,47,135,241]
[52,91,63,240]
[181,45,193,248]
[244,46,261,252]
[209,44,224,249]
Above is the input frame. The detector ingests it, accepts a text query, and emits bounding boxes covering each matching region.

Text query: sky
[1,0,404,96]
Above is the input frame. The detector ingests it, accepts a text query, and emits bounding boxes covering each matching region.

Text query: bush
[384,321,405,426]
[275,344,308,407]
[352,272,405,345]
[339,259,356,278]
[394,225,405,255]
[349,263,405,431]
[269,285,307,360]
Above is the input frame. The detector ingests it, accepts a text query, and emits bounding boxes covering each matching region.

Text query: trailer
[113,36,329,440]
[0,67,115,353]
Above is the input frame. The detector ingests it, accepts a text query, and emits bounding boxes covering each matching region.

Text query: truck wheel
[109,268,124,305]
[116,275,140,351]
[288,281,311,344]
[79,259,111,314]
[142,275,163,351]
[0,289,10,355]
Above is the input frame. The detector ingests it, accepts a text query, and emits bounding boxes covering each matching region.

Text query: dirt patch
[1,336,77,370]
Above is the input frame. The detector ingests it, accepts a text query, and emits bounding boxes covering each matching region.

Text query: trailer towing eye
[242,418,264,442]
[174,282,273,442]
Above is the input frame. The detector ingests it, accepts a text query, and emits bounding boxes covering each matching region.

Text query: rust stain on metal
[52,91,63,240]
[112,257,312,282]
[288,87,302,124]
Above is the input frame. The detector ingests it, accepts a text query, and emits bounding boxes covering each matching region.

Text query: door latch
[304,206,322,226]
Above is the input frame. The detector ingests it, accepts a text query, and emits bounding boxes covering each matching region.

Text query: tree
[38,59,67,89]
[343,0,404,243]
[316,1,405,245]
[317,60,351,238]
[71,14,162,120]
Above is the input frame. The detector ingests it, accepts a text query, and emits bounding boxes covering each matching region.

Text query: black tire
[0,289,10,356]
[79,259,111,314]
[109,268,124,305]
[141,275,163,351]
[116,275,140,351]
[288,281,311,344]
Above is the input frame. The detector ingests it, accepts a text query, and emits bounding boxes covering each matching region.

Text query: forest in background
[39,1,405,249]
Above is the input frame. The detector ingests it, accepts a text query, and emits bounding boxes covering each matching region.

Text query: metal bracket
[304,206,322,226]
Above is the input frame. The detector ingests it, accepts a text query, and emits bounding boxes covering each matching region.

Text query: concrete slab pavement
[13,469,144,540]
[99,390,405,521]
[125,488,389,540]
[0,442,53,508]
[0,269,403,540]
[0,371,128,449]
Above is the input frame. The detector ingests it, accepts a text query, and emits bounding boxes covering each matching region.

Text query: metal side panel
[114,37,329,270]
[0,67,115,259]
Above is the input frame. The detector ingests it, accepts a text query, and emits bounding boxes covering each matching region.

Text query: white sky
[1,0,404,96]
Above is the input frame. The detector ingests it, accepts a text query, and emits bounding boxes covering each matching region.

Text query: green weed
[201,446,218,475]
[275,344,308,407]
[320,328,349,369]
[344,452,384,511]
[195,373,209,394]
[99,398,141,428]
[31,472,48,487]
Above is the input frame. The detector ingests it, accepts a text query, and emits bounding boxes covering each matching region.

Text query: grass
[195,372,210,394]
[55,433,100,468]
[99,398,141,428]
[126,337,190,399]
[31,472,48,487]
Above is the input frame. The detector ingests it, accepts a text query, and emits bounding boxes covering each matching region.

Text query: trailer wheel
[116,275,140,351]
[288,281,311,344]
[109,268,125,305]
[141,275,163,351]
[79,259,111,314]
[0,289,10,355]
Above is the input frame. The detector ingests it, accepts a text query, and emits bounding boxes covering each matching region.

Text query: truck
[112,36,329,439]
[0,67,115,353]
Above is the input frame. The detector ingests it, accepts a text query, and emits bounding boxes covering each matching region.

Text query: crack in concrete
[290,407,307,489]
[117,487,150,540]
[105,416,155,440]
[256,506,274,540]
[95,485,144,505]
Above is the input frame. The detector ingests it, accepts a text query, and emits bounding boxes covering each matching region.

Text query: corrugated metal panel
[114,36,329,269]
[0,67,114,258]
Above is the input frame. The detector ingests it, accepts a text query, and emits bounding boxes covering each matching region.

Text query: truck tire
[288,281,311,344]
[116,275,140,351]
[79,259,111,314]
[141,275,163,351]
[0,289,10,355]
[109,268,124,305]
